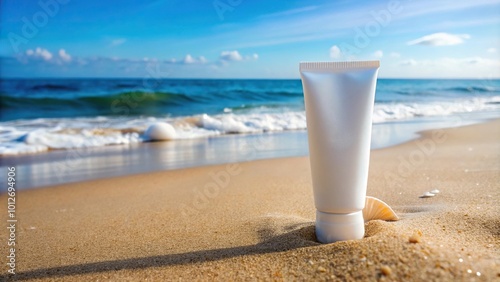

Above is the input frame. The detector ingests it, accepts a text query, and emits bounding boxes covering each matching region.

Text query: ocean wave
[29,84,80,91]
[394,85,497,97]
[444,86,496,93]
[1,95,499,156]
[394,90,438,97]
[1,87,307,121]
[0,91,199,110]
[223,104,297,113]
[232,89,302,97]
[113,83,141,89]
[373,96,500,122]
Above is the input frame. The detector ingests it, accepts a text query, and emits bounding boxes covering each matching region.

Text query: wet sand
[5,114,488,190]
[1,119,499,281]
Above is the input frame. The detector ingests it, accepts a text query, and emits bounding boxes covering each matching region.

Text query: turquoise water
[0,78,499,155]
[1,78,499,121]
[1,78,499,188]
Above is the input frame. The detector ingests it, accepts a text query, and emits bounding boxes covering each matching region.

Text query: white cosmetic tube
[299,61,380,243]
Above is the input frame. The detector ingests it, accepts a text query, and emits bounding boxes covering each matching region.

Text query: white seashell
[363,196,399,222]
[144,122,176,141]
[430,189,440,194]
[420,192,435,198]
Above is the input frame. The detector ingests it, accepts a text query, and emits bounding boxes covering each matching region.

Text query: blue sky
[1,0,499,78]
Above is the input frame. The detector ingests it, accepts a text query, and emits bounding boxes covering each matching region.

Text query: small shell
[420,192,435,198]
[430,189,440,194]
[363,196,399,222]
[409,230,422,243]
[380,265,392,276]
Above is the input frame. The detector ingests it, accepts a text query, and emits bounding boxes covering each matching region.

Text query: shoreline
[2,113,498,190]
[0,119,499,280]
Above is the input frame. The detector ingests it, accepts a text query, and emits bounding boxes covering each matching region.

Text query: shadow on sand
[5,223,318,280]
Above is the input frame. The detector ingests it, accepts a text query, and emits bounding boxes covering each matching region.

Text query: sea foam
[0,96,499,155]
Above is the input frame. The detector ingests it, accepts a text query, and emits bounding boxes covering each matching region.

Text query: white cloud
[416,57,498,66]
[400,59,417,66]
[407,32,470,46]
[182,54,207,64]
[183,54,195,64]
[487,47,497,53]
[373,50,383,58]
[163,52,255,66]
[23,47,72,64]
[244,53,259,60]
[181,54,207,65]
[387,56,500,78]
[15,47,255,76]
[460,56,498,65]
[58,49,71,62]
[26,47,53,61]
[220,50,243,61]
[188,0,497,53]
[390,52,401,58]
[110,38,126,47]
[329,45,341,59]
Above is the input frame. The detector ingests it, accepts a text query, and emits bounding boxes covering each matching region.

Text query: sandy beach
[1,119,499,281]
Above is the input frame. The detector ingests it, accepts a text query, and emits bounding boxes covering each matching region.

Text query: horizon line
[3,77,500,80]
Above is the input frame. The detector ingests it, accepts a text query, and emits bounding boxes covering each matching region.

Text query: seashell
[144,122,176,141]
[363,196,399,222]
[430,189,440,194]
[419,192,435,198]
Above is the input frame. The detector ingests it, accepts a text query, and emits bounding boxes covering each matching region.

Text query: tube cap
[315,210,365,243]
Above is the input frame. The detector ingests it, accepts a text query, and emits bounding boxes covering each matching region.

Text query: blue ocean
[1,78,499,155]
